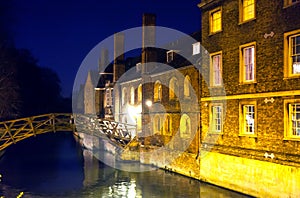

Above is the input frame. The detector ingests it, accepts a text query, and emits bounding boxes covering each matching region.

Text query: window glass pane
[212,54,221,85]
[243,46,255,81]
[243,0,255,21]
[211,10,221,32]
[291,104,300,136]
[243,105,255,134]
[212,106,222,132]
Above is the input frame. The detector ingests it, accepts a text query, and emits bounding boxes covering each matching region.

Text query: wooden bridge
[0,113,135,151]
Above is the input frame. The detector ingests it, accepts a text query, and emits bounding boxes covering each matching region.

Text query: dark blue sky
[11,0,201,97]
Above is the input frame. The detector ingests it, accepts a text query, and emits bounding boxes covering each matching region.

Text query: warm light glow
[145,100,152,107]
[127,105,142,125]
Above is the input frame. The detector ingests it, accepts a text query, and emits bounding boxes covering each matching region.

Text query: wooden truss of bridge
[0,113,135,151]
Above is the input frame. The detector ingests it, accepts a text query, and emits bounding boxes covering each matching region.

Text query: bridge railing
[0,113,136,151]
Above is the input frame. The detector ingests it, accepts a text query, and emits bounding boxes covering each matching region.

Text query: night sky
[10,0,200,97]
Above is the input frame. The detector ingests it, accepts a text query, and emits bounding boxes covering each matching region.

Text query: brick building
[198,0,300,196]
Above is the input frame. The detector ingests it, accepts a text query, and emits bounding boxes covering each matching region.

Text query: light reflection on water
[0,133,251,198]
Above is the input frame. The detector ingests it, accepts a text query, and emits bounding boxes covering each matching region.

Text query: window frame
[239,100,257,137]
[239,0,256,24]
[210,51,223,87]
[284,99,300,141]
[154,81,162,102]
[184,75,191,98]
[164,114,172,136]
[167,50,174,63]
[209,103,223,134]
[209,7,222,34]
[192,42,201,55]
[284,29,300,78]
[239,42,256,84]
[169,77,178,100]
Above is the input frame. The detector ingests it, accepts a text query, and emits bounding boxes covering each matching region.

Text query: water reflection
[0,132,251,198]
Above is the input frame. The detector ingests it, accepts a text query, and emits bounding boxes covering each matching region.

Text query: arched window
[122,87,127,105]
[138,84,142,102]
[184,75,191,98]
[164,114,172,135]
[180,114,191,138]
[154,81,162,102]
[169,77,178,100]
[154,114,161,134]
[130,86,135,105]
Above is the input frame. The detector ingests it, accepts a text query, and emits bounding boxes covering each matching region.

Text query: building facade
[199,0,300,197]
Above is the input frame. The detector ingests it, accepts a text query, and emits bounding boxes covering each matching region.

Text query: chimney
[99,48,109,73]
[142,13,157,73]
[113,32,125,82]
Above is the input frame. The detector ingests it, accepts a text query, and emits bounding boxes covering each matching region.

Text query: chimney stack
[142,13,157,73]
[113,32,125,82]
[99,48,109,73]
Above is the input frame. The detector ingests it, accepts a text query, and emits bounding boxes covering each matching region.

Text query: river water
[0,132,251,198]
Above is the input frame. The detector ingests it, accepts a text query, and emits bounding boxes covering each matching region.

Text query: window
[209,7,222,34]
[167,51,174,62]
[240,0,255,23]
[122,87,127,105]
[192,42,201,55]
[210,52,222,86]
[169,77,178,100]
[154,115,161,134]
[105,89,113,106]
[130,87,135,105]
[184,75,191,98]
[164,114,172,135]
[210,105,222,133]
[180,114,191,138]
[284,30,300,78]
[154,81,162,102]
[239,101,256,135]
[284,100,300,140]
[284,0,300,7]
[137,84,142,102]
[240,42,256,83]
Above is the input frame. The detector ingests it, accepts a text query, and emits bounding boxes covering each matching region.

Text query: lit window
[240,0,255,22]
[284,0,300,7]
[239,101,256,135]
[210,7,222,33]
[284,31,300,77]
[184,75,191,98]
[169,77,178,100]
[240,42,256,83]
[154,81,162,102]
[137,84,142,102]
[180,114,191,138]
[192,42,201,55]
[210,105,222,133]
[167,51,174,62]
[154,115,161,134]
[210,52,222,86]
[130,87,135,105]
[164,114,172,135]
[122,87,127,105]
[284,100,300,139]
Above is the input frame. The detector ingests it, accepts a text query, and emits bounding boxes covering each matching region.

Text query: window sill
[283,137,300,141]
[209,85,224,88]
[239,81,257,85]
[283,75,300,80]
[283,2,300,8]
[208,132,223,135]
[209,30,223,36]
[238,18,256,25]
[239,134,257,138]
